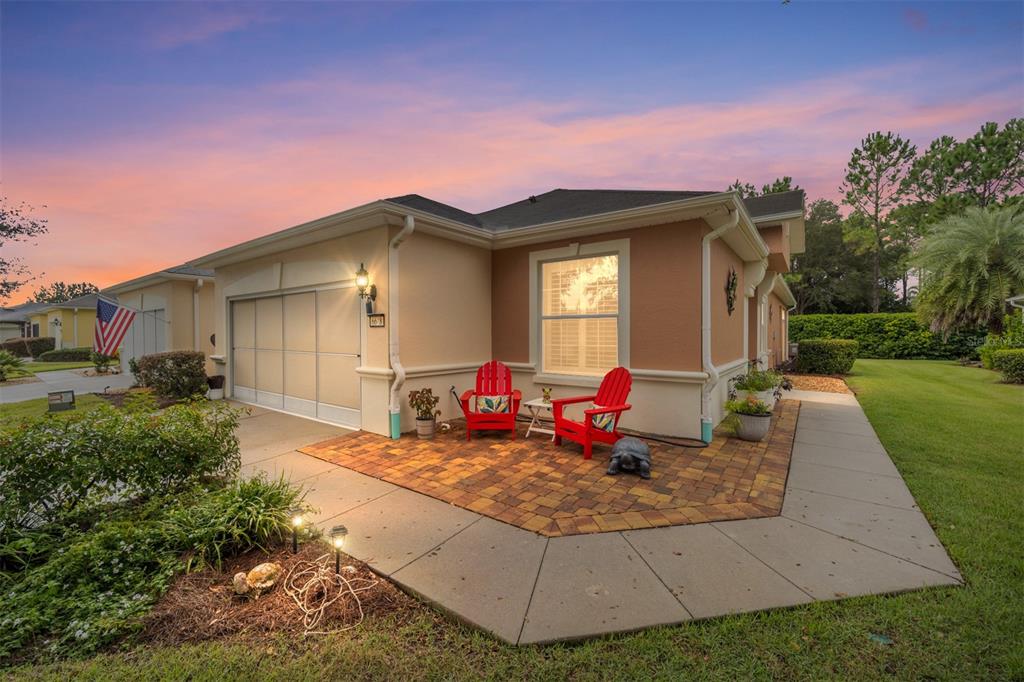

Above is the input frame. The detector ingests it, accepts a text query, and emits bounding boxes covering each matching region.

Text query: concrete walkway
[0,368,135,403]
[237,392,962,645]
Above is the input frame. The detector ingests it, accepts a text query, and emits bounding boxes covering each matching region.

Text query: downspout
[700,208,740,443]
[193,278,204,352]
[387,214,416,439]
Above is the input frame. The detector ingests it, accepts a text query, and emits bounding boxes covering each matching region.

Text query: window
[541,254,619,376]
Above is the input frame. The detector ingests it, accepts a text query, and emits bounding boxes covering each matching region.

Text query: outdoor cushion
[590,404,616,432]
[478,395,510,413]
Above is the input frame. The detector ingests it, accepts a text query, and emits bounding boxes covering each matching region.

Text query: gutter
[387,214,416,439]
[193,278,205,351]
[700,208,740,444]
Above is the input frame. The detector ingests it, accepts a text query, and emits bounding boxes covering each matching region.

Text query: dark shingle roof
[165,264,214,278]
[49,293,99,309]
[385,187,805,232]
[0,302,48,322]
[742,190,805,220]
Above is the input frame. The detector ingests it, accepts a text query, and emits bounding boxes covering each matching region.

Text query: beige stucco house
[102,265,216,373]
[24,294,99,349]
[188,188,801,441]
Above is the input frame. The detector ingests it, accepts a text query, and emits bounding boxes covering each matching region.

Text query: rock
[232,572,250,595]
[245,562,283,591]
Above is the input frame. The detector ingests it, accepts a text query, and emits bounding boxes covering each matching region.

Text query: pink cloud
[3,60,1021,300]
[903,8,929,32]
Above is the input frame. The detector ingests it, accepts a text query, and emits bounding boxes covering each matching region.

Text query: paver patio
[236,389,962,645]
[298,400,797,536]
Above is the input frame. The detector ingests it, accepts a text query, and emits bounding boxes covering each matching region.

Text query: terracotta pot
[416,418,436,439]
[735,412,771,442]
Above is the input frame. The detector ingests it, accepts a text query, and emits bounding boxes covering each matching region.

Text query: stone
[245,561,283,591]
[232,571,250,595]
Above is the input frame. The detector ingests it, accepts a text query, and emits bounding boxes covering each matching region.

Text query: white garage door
[120,309,167,371]
[230,287,361,428]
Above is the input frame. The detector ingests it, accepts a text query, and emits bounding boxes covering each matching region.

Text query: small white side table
[523,397,556,440]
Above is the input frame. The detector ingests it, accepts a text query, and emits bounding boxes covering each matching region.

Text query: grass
[5,360,1022,680]
[20,360,95,373]
[0,393,105,425]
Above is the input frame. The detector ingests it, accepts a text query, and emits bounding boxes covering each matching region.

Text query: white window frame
[528,238,630,387]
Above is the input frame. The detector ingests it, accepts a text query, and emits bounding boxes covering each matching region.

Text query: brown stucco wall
[491,220,705,372]
[747,296,758,361]
[767,292,786,368]
[759,224,791,273]
[709,236,746,366]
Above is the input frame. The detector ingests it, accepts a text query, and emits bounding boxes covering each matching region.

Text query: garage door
[230,287,361,428]
[120,309,167,371]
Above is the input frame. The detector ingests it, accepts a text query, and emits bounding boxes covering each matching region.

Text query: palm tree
[914,206,1024,333]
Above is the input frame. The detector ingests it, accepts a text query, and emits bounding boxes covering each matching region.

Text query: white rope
[281,553,378,636]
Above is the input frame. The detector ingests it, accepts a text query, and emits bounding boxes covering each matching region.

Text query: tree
[914,206,1024,333]
[30,281,99,304]
[840,132,917,312]
[728,176,801,198]
[0,198,48,303]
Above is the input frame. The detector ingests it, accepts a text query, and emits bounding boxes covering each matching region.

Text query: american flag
[94,298,136,356]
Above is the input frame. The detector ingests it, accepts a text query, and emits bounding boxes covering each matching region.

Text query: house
[101,265,216,373]
[189,188,802,441]
[25,295,99,349]
[0,302,49,341]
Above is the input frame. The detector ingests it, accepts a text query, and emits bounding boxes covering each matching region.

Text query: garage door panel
[317,288,359,354]
[233,300,255,348]
[318,354,360,409]
[283,293,316,352]
[283,352,316,401]
[255,350,283,393]
[255,298,283,350]
[234,348,255,388]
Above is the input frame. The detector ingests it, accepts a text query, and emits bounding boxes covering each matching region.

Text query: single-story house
[26,294,99,349]
[101,265,216,373]
[0,302,49,341]
[188,188,802,441]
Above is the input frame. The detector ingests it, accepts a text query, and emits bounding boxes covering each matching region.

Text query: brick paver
[299,400,798,537]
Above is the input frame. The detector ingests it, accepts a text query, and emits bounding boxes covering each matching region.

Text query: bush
[0,349,25,382]
[37,346,93,362]
[992,349,1024,383]
[135,350,207,399]
[979,314,1024,369]
[789,313,984,360]
[90,351,116,373]
[796,338,858,375]
[0,398,241,535]
[0,336,55,358]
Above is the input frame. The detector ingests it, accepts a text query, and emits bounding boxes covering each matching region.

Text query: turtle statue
[606,437,652,479]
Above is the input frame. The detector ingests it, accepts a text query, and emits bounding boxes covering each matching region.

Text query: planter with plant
[733,366,783,408]
[408,388,441,439]
[207,374,226,399]
[725,396,773,442]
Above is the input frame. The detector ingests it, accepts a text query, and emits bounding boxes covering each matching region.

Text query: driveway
[0,369,135,403]
[236,393,962,645]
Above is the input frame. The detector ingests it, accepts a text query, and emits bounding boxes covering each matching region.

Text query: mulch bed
[138,542,423,647]
[785,373,852,394]
[97,387,179,409]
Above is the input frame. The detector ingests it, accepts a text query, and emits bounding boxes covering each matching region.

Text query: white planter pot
[207,388,224,400]
[416,418,436,439]
[735,389,777,410]
[734,413,771,442]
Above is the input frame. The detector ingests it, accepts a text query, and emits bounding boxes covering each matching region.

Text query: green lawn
[6,360,1023,680]
[0,394,105,425]
[10,360,94,376]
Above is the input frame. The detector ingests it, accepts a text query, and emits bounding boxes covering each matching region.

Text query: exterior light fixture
[290,508,304,554]
[355,263,377,302]
[329,524,348,574]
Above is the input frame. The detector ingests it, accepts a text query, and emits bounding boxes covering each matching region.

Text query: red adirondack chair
[552,367,632,459]
[459,361,522,441]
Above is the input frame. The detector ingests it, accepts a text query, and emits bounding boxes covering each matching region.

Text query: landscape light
[290,509,304,554]
[329,524,348,574]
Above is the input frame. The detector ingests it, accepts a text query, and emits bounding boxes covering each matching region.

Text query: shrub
[992,349,1024,384]
[37,346,93,362]
[90,351,116,373]
[0,399,240,535]
[0,336,55,358]
[795,338,858,375]
[788,313,984,360]
[979,314,1024,369]
[135,350,207,399]
[733,366,782,392]
[0,349,25,382]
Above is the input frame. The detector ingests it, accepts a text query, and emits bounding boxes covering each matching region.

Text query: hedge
[0,336,55,358]
[37,346,92,362]
[135,350,207,399]
[979,314,1024,369]
[789,313,984,360]
[795,338,859,375]
[992,349,1024,384]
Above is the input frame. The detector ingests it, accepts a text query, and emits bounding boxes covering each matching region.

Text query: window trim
[528,238,630,382]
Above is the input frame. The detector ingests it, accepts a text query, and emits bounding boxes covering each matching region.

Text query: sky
[2,1,1022,301]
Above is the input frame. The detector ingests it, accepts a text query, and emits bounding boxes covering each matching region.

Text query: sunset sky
[2,1,1022,301]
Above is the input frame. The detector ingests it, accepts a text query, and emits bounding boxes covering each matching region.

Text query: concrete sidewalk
[0,368,135,403]
[237,392,961,645]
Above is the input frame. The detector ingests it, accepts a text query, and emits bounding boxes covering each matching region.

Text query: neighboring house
[0,302,49,341]
[26,294,99,349]
[189,188,802,440]
[101,265,216,373]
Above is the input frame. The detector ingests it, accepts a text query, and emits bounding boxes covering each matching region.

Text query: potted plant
[207,374,225,400]
[408,388,441,439]
[726,396,773,442]
[733,365,783,409]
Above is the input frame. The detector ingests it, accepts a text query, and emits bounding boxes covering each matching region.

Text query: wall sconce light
[355,263,377,302]
[290,508,304,554]
[329,524,348,574]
